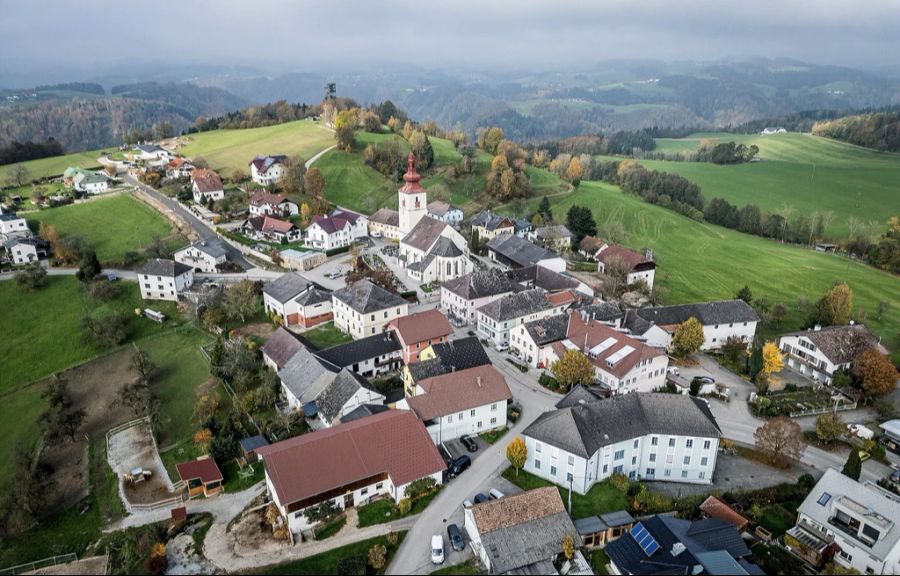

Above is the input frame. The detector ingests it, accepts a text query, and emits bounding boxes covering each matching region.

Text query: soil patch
[107,420,179,506]
[235,323,275,340]
[229,508,290,557]
[27,555,109,575]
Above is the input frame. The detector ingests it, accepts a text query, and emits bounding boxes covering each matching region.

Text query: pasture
[0,148,104,182]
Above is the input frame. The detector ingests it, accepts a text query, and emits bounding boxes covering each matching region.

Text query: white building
[0,212,28,239]
[778,324,886,384]
[136,258,194,301]
[789,467,900,575]
[471,210,516,240]
[262,273,333,329]
[248,190,299,217]
[136,144,170,161]
[401,364,512,444]
[332,279,409,340]
[173,241,227,273]
[528,224,574,252]
[257,410,445,536]
[624,299,759,351]
[3,237,48,264]
[486,233,566,274]
[426,200,463,227]
[594,243,657,290]
[440,268,519,325]
[475,287,569,346]
[304,209,368,251]
[250,155,288,186]
[191,169,224,204]
[72,172,109,194]
[522,391,721,494]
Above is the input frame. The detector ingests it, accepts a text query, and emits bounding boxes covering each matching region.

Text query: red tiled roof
[595,244,653,271]
[257,410,445,507]
[191,169,223,193]
[176,457,223,484]
[386,309,453,347]
[248,215,296,234]
[699,496,750,531]
[407,364,512,421]
[565,312,665,378]
[546,290,577,307]
[249,190,288,207]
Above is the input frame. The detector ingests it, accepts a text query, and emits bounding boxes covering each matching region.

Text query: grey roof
[314,331,401,368]
[780,324,882,365]
[507,265,580,292]
[3,236,47,250]
[407,254,434,273]
[514,218,532,232]
[600,510,636,527]
[408,358,450,383]
[635,299,759,328]
[472,210,515,231]
[369,208,399,227]
[554,384,606,409]
[695,551,749,576]
[333,279,406,313]
[524,393,721,459]
[680,517,750,558]
[263,273,311,303]
[524,314,570,346]
[401,216,449,252]
[183,240,227,259]
[316,370,379,423]
[339,403,390,423]
[622,309,655,335]
[480,511,580,574]
[477,288,553,322]
[239,435,269,454]
[137,258,192,277]
[294,287,331,307]
[441,268,519,300]
[430,336,491,371]
[533,224,573,240]
[138,144,163,153]
[261,327,305,369]
[578,301,624,324]
[429,236,463,258]
[0,212,23,221]
[487,233,559,268]
[574,515,609,534]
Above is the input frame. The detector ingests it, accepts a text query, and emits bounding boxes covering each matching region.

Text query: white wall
[0,216,28,236]
[174,247,223,273]
[139,270,193,301]
[440,287,510,325]
[8,243,38,264]
[422,400,507,444]
[779,334,840,384]
[333,297,409,340]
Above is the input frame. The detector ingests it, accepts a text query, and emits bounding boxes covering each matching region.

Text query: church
[369,153,472,284]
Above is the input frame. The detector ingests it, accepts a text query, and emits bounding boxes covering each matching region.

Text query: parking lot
[440,435,489,463]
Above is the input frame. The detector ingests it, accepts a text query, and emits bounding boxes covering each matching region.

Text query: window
[568,455,575,466]
[668,438,676,447]
[376,483,383,490]
[371,314,375,321]
[613,465,623,473]
[628,470,636,479]
[535,442,542,454]
[614,450,625,460]
[631,456,637,465]
[646,468,656,477]
[649,453,656,462]
[470,409,476,417]
[602,464,608,474]
[664,468,671,477]
[361,487,368,495]
[491,403,497,411]
[701,457,708,466]
[490,417,497,425]
[681,470,688,478]
[683,456,691,465]
[703,440,711,450]
[817,493,831,506]
[686,439,693,448]
[699,471,706,479]
[633,439,639,448]
[666,454,674,464]
[459,412,464,420]
[534,459,541,470]
[447,415,453,423]
[477,421,482,428]
[862,524,880,542]
[651,437,658,446]
[550,465,557,476]
[566,472,573,482]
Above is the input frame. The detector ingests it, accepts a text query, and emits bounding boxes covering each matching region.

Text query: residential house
[242,214,301,243]
[367,207,402,240]
[136,258,194,301]
[475,287,569,347]
[279,249,325,272]
[606,515,763,575]
[304,209,368,251]
[402,364,511,444]
[699,496,750,533]
[262,272,332,328]
[594,242,656,290]
[575,510,636,548]
[471,210,516,240]
[248,190,298,217]
[463,487,581,575]
[63,166,86,187]
[578,236,606,258]
[624,299,760,351]
[72,171,109,194]
[522,391,721,493]
[136,144,169,161]
[440,268,520,325]
[0,212,28,240]
[314,332,403,378]
[191,168,224,203]
[332,279,409,339]
[176,457,223,499]
[402,336,491,394]
[279,345,385,427]
[386,309,454,364]
[514,217,533,238]
[778,324,885,384]
[506,265,594,299]
[257,410,445,535]
[486,233,566,273]
[174,240,227,273]
[529,224,574,252]
[249,155,288,186]
[426,200,463,227]
[3,236,49,264]
[165,157,194,179]
[261,327,306,371]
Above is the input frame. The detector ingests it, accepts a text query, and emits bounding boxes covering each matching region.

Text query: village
[1,128,899,576]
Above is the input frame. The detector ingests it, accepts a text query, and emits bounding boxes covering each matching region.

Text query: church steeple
[398,152,427,234]
[399,152,424,194]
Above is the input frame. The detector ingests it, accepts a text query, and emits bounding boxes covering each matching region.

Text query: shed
[176,457,223,498]
[574,510,635,548]
[239,435,270,462]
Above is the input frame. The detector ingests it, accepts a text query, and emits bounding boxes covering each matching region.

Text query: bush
[538,372,559,390]
[689,378,701,396]
[784,383,798,393]
[397,498,412,515]
[798,473,816,493]
[405,477,437,501]
[609,472,630,492]
[336,555,366,576]
[15,264,47,291]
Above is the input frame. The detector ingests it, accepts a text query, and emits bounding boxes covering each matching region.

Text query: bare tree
[6,164,30,187]
[754,416,805,465]
[600,254,632,296]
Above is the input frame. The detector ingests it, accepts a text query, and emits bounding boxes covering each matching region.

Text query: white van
[489,488,505,500]
[431,534,445,564]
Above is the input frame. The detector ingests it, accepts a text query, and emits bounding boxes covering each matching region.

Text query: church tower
[398,152,427,234]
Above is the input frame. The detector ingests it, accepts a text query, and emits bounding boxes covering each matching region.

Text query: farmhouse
[278,249,325,272]
[426,200,463,227]
[624,299,759,351]
[529,224,574,252]
[514,217,533,238]
[136,258,194,301]
[63,166,86,187]
[476,287,569,347]
[594,242,657,290]
[174,240,227,273]
[463,487,581,575]
[241,214,301,243]
[403,364,511,444]
[3,236,49,264]
[261,327,306,371]
[262,272,333,328]
[248,190,298,217]
[778,324,885,384]
[471,210,516,240]
[314,331,403,377]
[72,171,109,194]
[250,154,288,186]
[257,410,445,535]
[506,264,594,298]
[486,233,566,273]
[332,279,409,339]
[522,391,721,493]
[402,336,492,393]
[578,236,606,257]
[176,457,223,499]
[440,268,520,325]
[165,157,194,179]
[367,207,402,240]
[386,308,454,364]
[191,168,224,203]
[304,209,368,251]
[0,211,28,239]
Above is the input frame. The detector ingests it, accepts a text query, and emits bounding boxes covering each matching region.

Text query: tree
[754,416,804,465]
[87,278,119,302]
[334,110,357,151]
[282,156,307,196]
[80,312,128,347]
[672,317,704,357]
[132,345,156,384]
[75,249,102,283]
[506,437,528,477]
[476,127,505,154]
[689,378,701,397]
[304,167,326,200]
[561,534,576,560]
[817,283,853,326]
[815,412,845,445]
[404,477,437,500]
[735,285,753,304]
[538,196,553,222]
[146,542,168,576]
[408,131,434,170]
[15,264,47,292]
[761,341,785,378]
[842,448,862,481]
[368,544,387,571]
[853,347,898,400]
[566,157,583,186]
[6,163,30,187]
[299,202,311,225]
[39,379,85,443]
[550,349,594,392]
[565,205,597,243]
[223,280,259,323]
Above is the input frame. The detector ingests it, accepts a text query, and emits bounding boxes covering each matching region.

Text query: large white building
[250,155,288,186]
[136,258,194,301]
[304,209,368,251]
[0,211,28,239]
[522,391,721,494]
[262,273,333,329]
[191,169,224,204]
[174,240,227,273]
[476,287,571,346]
[778,324,885,384]
[623,299,759,351]
[332,279,409,339]
[440,268,519,325]
[789,467,900,575]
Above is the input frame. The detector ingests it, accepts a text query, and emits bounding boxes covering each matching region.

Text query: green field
[176,119,335,174]
[644,133,900,238]
[25,194,179,262]
[537,180,900,347]
[0,149,104,183]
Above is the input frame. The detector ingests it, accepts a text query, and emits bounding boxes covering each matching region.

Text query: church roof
[402,216,449,253]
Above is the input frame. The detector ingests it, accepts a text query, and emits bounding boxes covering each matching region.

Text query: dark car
[696,376,715,384]
[447,523,465,551]
[447,455,471,478]
[891,469,900,484]
[473,492,490,504]
[460,434,479,453]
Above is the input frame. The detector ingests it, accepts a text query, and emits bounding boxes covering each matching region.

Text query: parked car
[431,535,445,565]
[462,499,473,509]
[667,366,680,376]
[460,434,479,452]
[495,342,509,352]
[848,424,875,440]
[448,455,471,477]
[696,376,715,384]
[489,488,505,500]
[890,468,900,484]
[328,269,343,279]
[447,523,465,551]
[473,492,490,504]
[370,231,382,238]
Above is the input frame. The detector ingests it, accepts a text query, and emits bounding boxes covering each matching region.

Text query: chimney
[645,248,654,261]
[476,376,482,387]
[849,320,855,326]
[671,543,686,556]
[814,324,822,331]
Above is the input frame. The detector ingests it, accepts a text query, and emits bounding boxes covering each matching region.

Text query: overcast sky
[2,0,899,81]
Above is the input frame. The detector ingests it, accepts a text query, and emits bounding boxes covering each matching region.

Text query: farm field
[642,132,900,238]
[0,148,104,182]
[25,193,181,262]
[175,119,334,175]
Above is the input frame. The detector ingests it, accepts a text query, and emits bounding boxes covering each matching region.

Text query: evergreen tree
[538,196,553,222]
[76,249,102,283]
[565,205,597,243]
[735,285,753,304]
[842,449,862,481]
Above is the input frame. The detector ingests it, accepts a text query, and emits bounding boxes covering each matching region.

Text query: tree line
[186,100,322,133]
[0,138,64,166]
[811,111,900,152]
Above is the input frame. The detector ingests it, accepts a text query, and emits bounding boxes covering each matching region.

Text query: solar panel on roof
[630,522,660,557]
[645,540,660,556]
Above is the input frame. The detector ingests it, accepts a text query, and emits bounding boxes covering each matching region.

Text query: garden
[750,385,856,417]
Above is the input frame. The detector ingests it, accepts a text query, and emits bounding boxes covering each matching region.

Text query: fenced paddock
[106,417,184,510]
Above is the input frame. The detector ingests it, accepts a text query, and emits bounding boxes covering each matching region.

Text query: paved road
[305,145,337,169]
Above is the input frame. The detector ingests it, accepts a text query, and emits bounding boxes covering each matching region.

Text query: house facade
[174,241,227,273]
[475,287,567,346]
[625,299,759,351]
[242,215,301,243]
[0,212,28,239]
[304,209,368,251]
[191,169,224,203]
[262,273,333,328]
[522,392,721,494]
[426,200,463,227]
[594,243,657,290]
[471,210,515,240]
[73,172,109,194]
[778,324,884,384]
[332,279,409,339]
[529,224,574,252]
[440,268,519,325]
[3,237,49,264]
[385,308,454,364]
[314,332,403,378]
[367,208,402,240]
[137,258,194,301]
[248,191,298,217]
[250,155,288,186]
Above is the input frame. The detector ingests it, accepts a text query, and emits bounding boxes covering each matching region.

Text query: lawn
[432,561,483,575]
[255,531,407,575]
[757,504,795,538]
[538,180,900,349]
[501,468,629,519]
[0,385,44,492]
[357,489,441,527]
[25,193,181,263]
[479,427,508,445]
[301,322,353,350]
[314,132,405,214]
[644,132,900,238]
[589,548,611,575]
[176,119,335,175]
[0,148,104,182]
